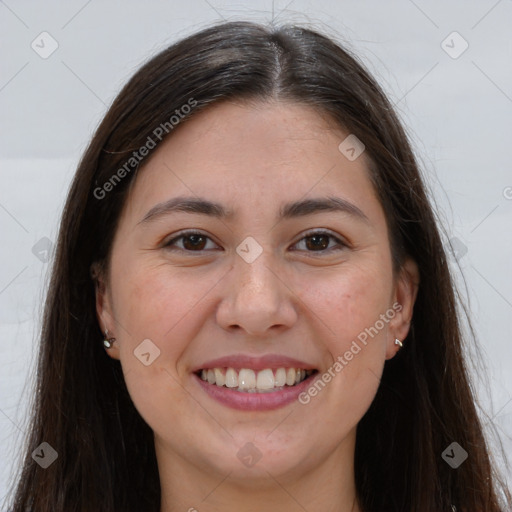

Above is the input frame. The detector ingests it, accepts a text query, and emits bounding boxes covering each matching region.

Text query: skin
[95,100,419,512]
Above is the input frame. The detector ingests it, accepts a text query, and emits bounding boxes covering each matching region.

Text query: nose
[216,251,298,336]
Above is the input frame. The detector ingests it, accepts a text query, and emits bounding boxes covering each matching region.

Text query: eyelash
[163,229,347,254]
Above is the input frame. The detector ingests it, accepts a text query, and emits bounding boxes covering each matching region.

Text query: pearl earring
[103,329,116,349]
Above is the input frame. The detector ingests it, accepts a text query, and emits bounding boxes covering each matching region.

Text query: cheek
[295,260,392,418]
[109,261,219,433]
[111,259,221,352]
[298,258,392,347]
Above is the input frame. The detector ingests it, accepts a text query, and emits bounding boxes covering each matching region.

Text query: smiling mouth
[195,367,318,393]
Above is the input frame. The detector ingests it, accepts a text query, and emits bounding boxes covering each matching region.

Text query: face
[96,100,418,492]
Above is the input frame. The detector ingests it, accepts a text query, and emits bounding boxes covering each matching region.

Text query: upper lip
[192,354,317,373]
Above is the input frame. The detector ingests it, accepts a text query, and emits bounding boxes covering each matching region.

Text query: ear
[91,261,120,360]
[385,258,420,360]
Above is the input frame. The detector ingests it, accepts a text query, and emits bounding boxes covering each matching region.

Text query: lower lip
[193,372,318,411]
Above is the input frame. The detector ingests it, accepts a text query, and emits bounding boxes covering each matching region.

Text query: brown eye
[182,234,207,250]
[305,234,330,251]
[163,230,346,254]
[164,231,218,252]
[292,231,346,253]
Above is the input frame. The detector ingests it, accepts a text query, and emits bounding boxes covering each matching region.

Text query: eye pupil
[183,234,206,250]
[306,235,329,251]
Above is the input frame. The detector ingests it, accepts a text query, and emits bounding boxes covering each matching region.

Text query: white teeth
[274,367,286,387]
[214,368,225,387]
[225,368,238,388]
[198,367,313,392]
[238,369,256,390]
[256,368,275,390]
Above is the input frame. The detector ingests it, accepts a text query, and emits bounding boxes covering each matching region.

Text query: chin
[202,432,318,484]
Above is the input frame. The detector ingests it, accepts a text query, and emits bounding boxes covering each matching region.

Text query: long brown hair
[6,20,510,512]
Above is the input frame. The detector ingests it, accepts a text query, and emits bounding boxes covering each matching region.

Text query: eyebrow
[139,196,370,224]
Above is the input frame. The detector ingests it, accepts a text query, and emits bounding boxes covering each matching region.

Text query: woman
[7,20,510,512]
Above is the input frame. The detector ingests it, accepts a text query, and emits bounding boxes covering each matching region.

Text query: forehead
[122,100,383,224]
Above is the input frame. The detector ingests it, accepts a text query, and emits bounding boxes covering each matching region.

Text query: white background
[1,0,511,506]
